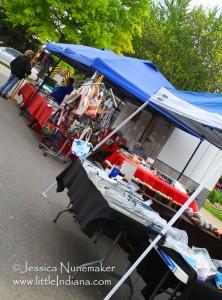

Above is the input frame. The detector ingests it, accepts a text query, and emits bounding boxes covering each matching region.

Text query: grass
[203,202,222,222]
[208,189,222,205]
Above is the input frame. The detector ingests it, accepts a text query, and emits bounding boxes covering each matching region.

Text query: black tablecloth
[57,159,113,237]
[57,159,150,252]
[158,247,222,300]
[56,159,222,300]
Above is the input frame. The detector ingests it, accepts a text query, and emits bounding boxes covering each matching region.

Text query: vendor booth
[24,42,222,206]
[16,42,222,300]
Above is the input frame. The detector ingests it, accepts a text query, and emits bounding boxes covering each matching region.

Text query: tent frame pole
[19,55,63,116]
[138,114,155,143]
[177,139,203,181]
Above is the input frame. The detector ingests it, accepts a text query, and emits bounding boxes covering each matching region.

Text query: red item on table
[98,130,127,153]
[105,152,198,212]
[19,83,54,128]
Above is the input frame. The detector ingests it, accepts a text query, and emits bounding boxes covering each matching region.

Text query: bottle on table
[108,164,120,178]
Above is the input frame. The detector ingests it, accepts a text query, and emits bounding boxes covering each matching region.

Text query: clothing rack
[36,73,119,162]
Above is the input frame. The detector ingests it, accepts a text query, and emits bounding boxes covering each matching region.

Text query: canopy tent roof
[45,43,118,69]
[45,42,222,148]
[150,88,222,149]
[45,42,174,100]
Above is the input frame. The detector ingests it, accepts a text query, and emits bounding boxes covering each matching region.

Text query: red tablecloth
[19,83,54,128]
[105,152,198,212]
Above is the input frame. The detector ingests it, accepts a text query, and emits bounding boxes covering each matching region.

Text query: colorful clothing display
[19,73,118,161]
[97,98,115,132]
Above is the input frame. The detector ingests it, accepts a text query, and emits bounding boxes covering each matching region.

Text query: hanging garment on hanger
[74,85,93,116]
[85,88,104,119]
[98,98,115,131]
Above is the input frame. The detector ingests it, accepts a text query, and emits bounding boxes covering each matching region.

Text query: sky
[190,0,222,10]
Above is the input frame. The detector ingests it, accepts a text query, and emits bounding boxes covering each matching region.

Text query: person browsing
[0,49,34,99]
[50,77,74,105]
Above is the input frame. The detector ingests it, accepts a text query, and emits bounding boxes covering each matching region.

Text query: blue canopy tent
[45,42,222,149]
[45,42,175,100]
[45,43,118,71]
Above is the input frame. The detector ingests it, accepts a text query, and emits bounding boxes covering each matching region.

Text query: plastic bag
[192,247,217,281]
[164,228,190,255]
[215,271,222,290]
[71,127,92,160]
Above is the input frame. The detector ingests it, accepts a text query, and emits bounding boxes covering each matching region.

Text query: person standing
[50,77,74,105]
[0,49,34,99]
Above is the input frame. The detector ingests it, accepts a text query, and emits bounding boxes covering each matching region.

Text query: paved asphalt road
[0,66,167,300]
[0,68,139,300]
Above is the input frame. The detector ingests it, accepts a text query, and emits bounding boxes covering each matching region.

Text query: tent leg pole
[177,139,203,181]
[138,115,155,143]
[41,181,57,198]
[20,56,62,116]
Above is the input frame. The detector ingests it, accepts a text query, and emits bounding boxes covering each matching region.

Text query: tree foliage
[0,8,40,52]
[2,0,148,54]
[2,0,222,92]
[133,0,222,92]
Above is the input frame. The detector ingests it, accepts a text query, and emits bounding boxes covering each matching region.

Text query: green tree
[0,7,40,52]
[133,0,222,92]
[2,0,148,54]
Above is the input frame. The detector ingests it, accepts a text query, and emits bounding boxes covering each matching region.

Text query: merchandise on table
[105,151,199,211]
[164,229,218,282]
[83,160,167,229]
[215,271,222,290]
[185,208,222,239]
[108,165,120,178]
[56,158,222,299]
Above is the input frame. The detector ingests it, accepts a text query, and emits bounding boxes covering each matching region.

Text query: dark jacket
[51,85,73,104]
[10,55,32,79]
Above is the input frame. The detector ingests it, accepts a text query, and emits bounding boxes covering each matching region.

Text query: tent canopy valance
[45,42,222,148]
[150,88,222,149]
